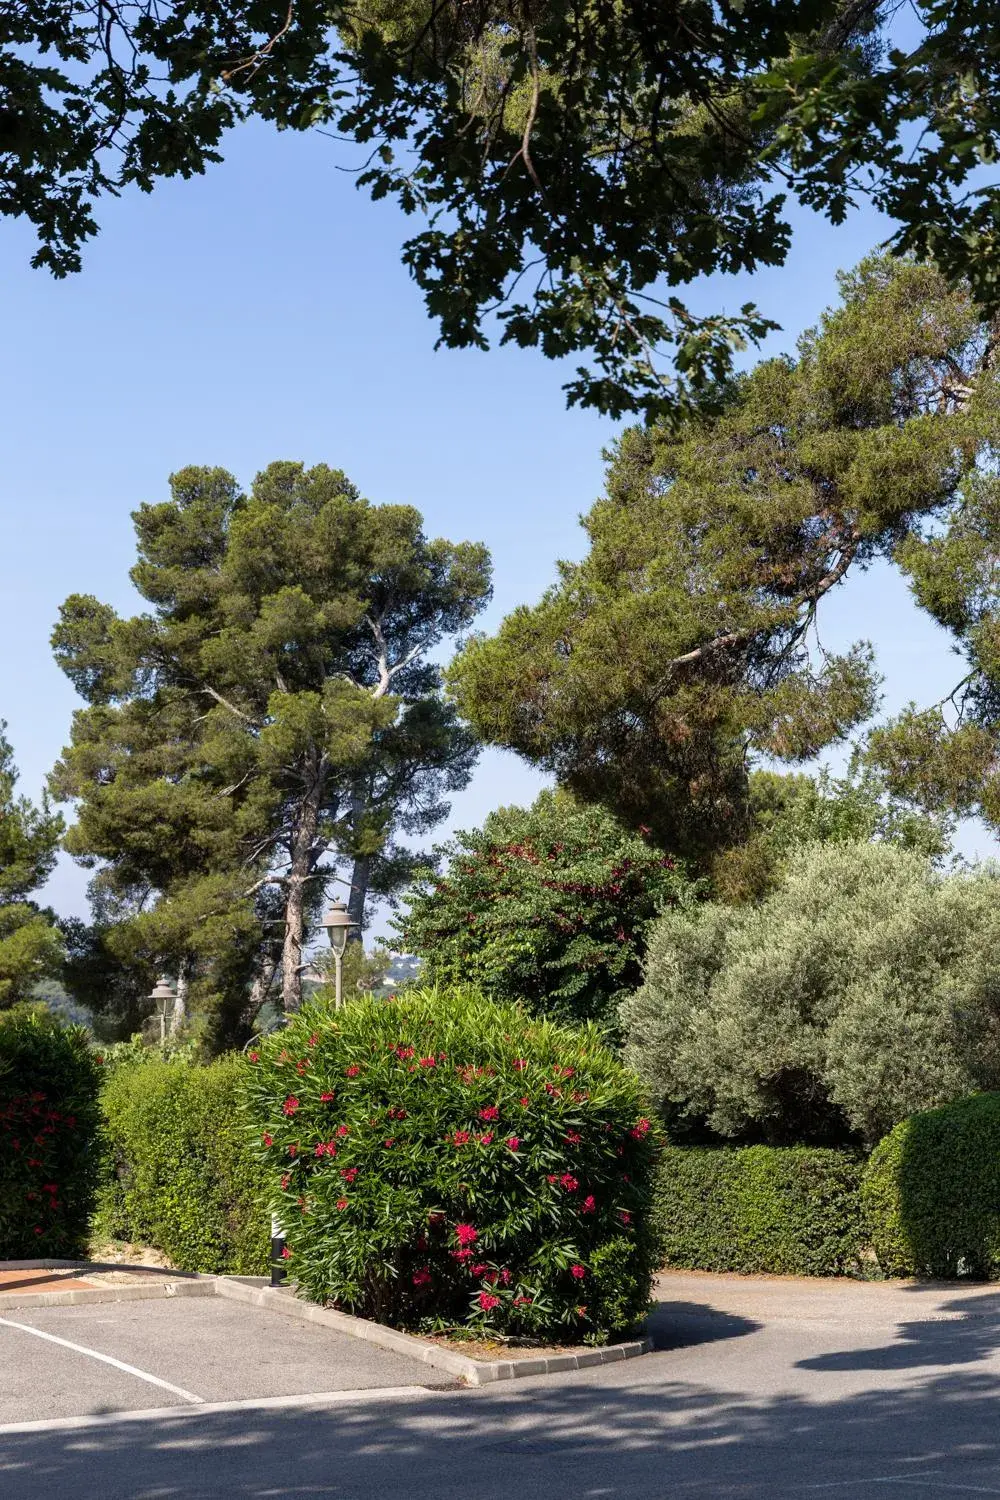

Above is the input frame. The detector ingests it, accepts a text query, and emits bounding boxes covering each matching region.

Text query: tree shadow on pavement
[7,1350,1000,1498]
[797,1290,1000,1373]
[646,1300,760,1351]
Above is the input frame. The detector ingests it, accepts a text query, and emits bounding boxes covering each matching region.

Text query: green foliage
[450,258,1000,858]
[400,791,691,1033]
[712,763,953,904]
[0,723,63,1007]
[97,1055,269,1273]
[862,1094,1000,1280]
[243,986,660,1344]
[51,460,491,1026]
[0,1005,101,1258]
[655,1145,864,1277]
[623,842,1000,1148]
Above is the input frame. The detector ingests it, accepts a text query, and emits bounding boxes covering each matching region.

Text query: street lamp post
[149,976,177,1042]
[320,901,357,1009]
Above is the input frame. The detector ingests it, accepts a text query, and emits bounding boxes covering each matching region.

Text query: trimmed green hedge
[655,1145,865,1276]
[862,1092,1000,1279]
[97,1055,268,1274]
[0,1005,102,1258]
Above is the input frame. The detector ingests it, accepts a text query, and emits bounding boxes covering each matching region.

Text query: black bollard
[270,1212,287,1286]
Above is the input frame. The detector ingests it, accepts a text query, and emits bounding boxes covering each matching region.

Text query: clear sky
[0,118,989,936]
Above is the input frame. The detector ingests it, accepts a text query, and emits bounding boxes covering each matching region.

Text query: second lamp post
[320,900,358,1009]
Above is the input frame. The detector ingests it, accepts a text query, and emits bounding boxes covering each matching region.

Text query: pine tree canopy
[448,256,1000,857]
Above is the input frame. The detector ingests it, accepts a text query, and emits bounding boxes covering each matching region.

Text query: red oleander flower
[561,1174,579,1192]
[262,1133,274,1147]
[418,1056,436,1068]
[479,1106,499,1121]
[296,1060,309,1075]
[619,1210,632,1225]
[455,1223,478,1246]
[500,1269,511,1286]
[519,1097,530,1108]
[478,1292,500,1311]
[547,1174,558,1184]
[570,1264,586,1280]
[283,1096,300,1116]
[280,1174,290,1189]
[288,1145,298,1157]
[630,1118,650,1139]
[396,1046,415,1060]
[340,1167,358,1183]
[576,1305,587,1316]
[307,1034,319,1048]
[471,1262,488,1275]
[581,1195,596,1214]
[384,1138,395,1148]
[320,1092,335,1103]
[412,1269,432,1287]
[452,1248,473,1261]
[336,1199,349,1210]
[336,1125,350,1137]
[506,1137,520,1150]
[453,1130,471,1146]
[512,1059,527,1071]
[281,1246,292,1259]
[345,1065,360,1078]
[477,1132,493,1145]
[248,1052,259,1063]
[564,1131,581,1145]
[482,1269,498,1284]
[514,1295,533,1306]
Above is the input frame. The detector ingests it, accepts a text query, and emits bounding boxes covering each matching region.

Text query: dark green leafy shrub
[243,986,660,1344]
[97,1055,268,1273]
[401,790,690,1033]
[0,1004,101,1257]
[655,1145,865,1276]
[862,1093,1000,1278]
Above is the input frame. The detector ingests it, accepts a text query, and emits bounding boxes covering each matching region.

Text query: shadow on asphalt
[5,1364,1000,1498]
[646,1300,761,1351]
[798,1290,1000,1374]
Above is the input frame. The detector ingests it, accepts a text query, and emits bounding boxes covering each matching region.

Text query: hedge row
[654,1145,866,1277]
[0,1005,102,1258]
[96,1055,269,1275]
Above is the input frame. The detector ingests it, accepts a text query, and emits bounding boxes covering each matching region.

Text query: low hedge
[97,1055,268,1274]
[655,1145,865,1276]
[862,1092,1000,1278]
[243,986,661,1344]
[0,1005,102,1257]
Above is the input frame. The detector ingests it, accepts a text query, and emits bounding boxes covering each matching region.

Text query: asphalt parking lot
[7,1272,1000,1497]
[0,1293,446,1426]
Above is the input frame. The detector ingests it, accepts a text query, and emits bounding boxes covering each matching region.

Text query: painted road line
[0,1315,204,1405]
[0,1384,447,1435]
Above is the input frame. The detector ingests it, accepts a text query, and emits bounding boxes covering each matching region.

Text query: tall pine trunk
[171,957,190,1034]
[281,757,325,1012]
[347,852,371,937]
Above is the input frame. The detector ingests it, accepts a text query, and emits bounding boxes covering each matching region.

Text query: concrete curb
[212,1277,653,1386]
[0,1259,653,1385]
[0,1280,217,1310]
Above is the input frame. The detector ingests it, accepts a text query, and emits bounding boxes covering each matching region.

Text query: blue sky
[0,119,987,934]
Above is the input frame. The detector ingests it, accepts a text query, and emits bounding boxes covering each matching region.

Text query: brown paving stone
[0,1270,100,1293]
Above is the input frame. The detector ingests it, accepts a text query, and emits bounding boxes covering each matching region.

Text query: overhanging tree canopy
[7,1,1000,419]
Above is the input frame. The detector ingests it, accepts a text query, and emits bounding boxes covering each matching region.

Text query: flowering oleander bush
[0,1004,102,1257]
[243,985,660,1343]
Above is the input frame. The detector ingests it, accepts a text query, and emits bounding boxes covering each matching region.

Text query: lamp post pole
[149,976,177,1042]
[320,900,357,1010]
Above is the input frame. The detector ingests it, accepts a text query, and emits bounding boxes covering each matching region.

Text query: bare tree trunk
[347,852,371,939]
[171,957,190,1034]
[241,959,277,1034]
[281,758,325,1013]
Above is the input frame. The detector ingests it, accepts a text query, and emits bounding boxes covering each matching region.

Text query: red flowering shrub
[243,985,660,1343]
[0,1005,101,1257]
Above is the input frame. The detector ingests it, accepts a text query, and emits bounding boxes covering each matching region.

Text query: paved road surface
[6,1272,1000,1497]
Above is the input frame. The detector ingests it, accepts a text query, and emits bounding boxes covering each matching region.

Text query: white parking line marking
[0,1315,204,1405]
